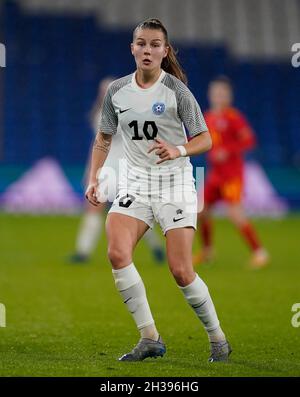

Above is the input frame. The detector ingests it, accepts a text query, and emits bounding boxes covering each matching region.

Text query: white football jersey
[99,70,207,175]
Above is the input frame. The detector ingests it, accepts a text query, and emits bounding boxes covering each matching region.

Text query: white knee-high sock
[179,274,226,342]
[112,263,159,340]
[76,212,102,256]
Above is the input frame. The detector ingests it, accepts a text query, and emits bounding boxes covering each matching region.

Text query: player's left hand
[148,138,181,165]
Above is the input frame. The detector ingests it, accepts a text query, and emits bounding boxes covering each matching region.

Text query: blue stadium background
[1,1,300,207]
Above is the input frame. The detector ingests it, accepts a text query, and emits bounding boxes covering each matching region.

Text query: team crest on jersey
[152,102,165,115]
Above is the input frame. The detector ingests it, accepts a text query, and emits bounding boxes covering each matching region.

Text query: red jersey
[205,107,256,179]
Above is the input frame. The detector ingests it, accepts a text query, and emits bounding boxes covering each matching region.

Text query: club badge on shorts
[152,102,165,115]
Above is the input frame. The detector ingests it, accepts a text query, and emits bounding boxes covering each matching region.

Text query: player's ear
[130,42,134,55]
[163,45,169,58]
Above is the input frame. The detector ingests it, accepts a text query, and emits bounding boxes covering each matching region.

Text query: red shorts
[204,174,243,205]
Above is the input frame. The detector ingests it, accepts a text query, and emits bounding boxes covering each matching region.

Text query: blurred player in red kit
[193,76,269,269]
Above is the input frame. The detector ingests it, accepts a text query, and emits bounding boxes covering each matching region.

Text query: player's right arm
[85,131,112,206]
[86,80,118,206]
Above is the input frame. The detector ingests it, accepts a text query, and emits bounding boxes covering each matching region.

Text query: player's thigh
[106,212,149,245]
[165,227,195,283]
[106,213,149,268]
[165,227,194,262]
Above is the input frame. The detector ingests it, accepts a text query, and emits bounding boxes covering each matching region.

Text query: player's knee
[169,261,195,286]
[107,245,131,267]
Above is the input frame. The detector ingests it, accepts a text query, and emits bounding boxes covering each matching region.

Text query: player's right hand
[85,182,100,206]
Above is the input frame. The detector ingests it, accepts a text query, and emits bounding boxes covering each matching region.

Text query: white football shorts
[108,184,198,235]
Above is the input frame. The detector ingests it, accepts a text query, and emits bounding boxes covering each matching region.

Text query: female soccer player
[193,76,270,268]
[86,19,231,362]
[69,78,165,264]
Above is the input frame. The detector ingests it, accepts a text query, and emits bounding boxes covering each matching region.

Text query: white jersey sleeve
[98,86,118,135]
[161,74,208,137]
[99,76,132,135]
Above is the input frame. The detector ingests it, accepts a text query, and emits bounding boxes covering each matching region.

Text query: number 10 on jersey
[129,120,158,140]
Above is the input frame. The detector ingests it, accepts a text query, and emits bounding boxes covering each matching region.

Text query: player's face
[208,83,233,110]
[131,28,168,73]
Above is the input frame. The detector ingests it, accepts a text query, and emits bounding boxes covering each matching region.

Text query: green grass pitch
[0,213,300,377]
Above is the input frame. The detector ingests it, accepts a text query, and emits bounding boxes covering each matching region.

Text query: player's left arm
[148,81,212,164]
[148,131,211,165]
[181,130,212,156]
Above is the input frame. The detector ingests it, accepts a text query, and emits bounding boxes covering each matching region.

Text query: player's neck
[135,68,162,89]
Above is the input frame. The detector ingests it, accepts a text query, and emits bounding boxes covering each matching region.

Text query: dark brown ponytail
[133,18,187,85]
